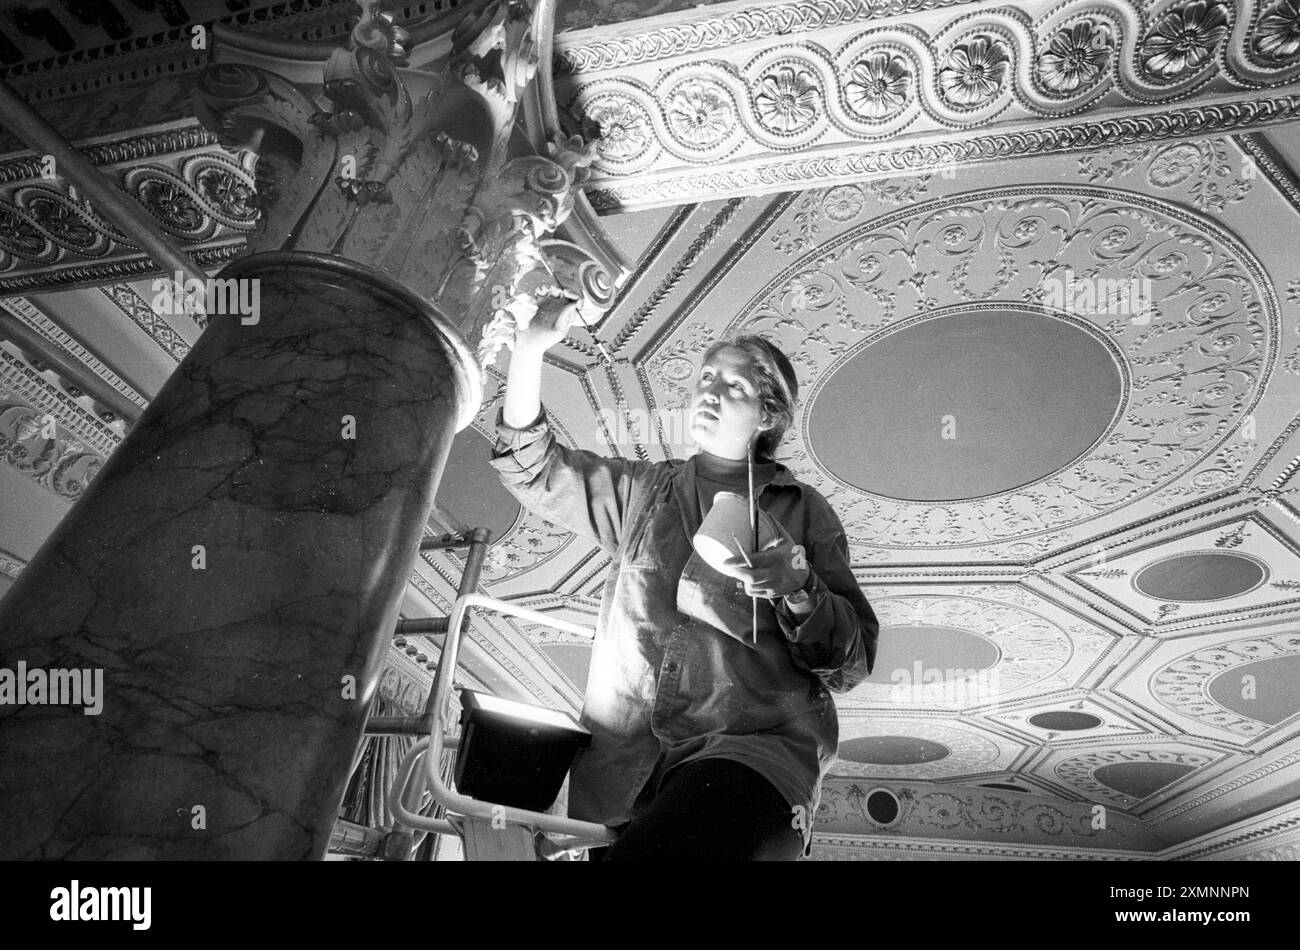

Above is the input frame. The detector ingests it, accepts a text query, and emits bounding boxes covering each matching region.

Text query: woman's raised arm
[502,292,579,428]
[492,292,654,554]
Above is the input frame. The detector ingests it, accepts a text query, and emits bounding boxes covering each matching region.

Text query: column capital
[194,0,617,375]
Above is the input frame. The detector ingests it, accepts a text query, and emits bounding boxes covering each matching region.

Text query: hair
[701,334,800,461]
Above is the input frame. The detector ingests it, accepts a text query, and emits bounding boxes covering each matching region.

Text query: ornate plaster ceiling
[2,0,1300,859]
[426,129,1300,853]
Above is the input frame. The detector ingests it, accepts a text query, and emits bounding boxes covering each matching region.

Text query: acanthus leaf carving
[192,0,611,385]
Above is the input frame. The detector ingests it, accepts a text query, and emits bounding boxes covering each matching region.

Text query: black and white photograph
[0,0,1293,925]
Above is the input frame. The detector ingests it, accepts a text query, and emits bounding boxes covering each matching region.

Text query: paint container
[693,491,779,572]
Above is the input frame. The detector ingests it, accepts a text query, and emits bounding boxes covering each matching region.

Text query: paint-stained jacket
[490,407,878,833]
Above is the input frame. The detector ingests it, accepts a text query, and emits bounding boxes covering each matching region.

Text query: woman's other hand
[718,520,810,599]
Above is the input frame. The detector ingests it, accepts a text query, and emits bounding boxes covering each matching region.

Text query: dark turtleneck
[693,449,777,520]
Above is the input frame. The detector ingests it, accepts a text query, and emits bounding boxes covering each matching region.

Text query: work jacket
[490,407,879,833]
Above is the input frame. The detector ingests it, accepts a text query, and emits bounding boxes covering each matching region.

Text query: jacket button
[666,662,678,673]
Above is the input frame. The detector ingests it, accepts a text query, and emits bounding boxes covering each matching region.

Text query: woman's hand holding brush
[719,520,809,600]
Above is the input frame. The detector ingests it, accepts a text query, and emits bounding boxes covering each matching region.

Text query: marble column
[0,253,476,858]
[0,0,613,858]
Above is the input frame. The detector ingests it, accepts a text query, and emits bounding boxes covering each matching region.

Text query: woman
[490,293,879,861]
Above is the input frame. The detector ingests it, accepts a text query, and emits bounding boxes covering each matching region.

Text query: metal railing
[386,592,616,854]
[369,527,616,858]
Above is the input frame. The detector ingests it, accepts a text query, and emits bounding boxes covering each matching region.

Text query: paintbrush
[748,436,759,644]
[731,533,758,645]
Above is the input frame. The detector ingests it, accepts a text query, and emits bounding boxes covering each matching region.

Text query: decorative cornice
[0,126,223,179]
[0,349,121,458]
[0,298,147,412]
[813,796,1300,858]
[99,284,193,363]
[378,642,437,714]
[0,242,245,297]
[809,833,1143,860]
[813,775,1159,845]
[557,0,986,73]
[1164,799,1300,859]
[1,139,255,295]
[1149,749,1300,824]
[585,96,1300,210]
[560,0,1300,210]
[0,0,356,96]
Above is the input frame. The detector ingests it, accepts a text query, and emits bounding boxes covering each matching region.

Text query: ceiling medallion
[806,307,1123,503]
[721,186,1275,550]
[1029,711,1104,731]
[833,717,1001,779]
[838,736,951,765]
[1132,549,1270,602]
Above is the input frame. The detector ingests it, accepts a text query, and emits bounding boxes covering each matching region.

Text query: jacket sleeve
[773,498,879,693]
[488,406,651,555]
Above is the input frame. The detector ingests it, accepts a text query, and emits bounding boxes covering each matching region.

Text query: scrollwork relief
[0,151,255,279]
[1150,632,1300,737]
[714,187,1274,550]
[1079,139,1254,214]
[852,595,1076,703]
[817,781,1112,839]
[647,184,1275,551]
[1055,747,1216,803]
[0,399,108,501]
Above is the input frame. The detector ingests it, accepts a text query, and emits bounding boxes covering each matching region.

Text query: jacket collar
[675,454,808,496]
[665,454,807,544]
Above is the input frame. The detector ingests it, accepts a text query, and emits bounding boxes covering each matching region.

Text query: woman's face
[689,345,768,460]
